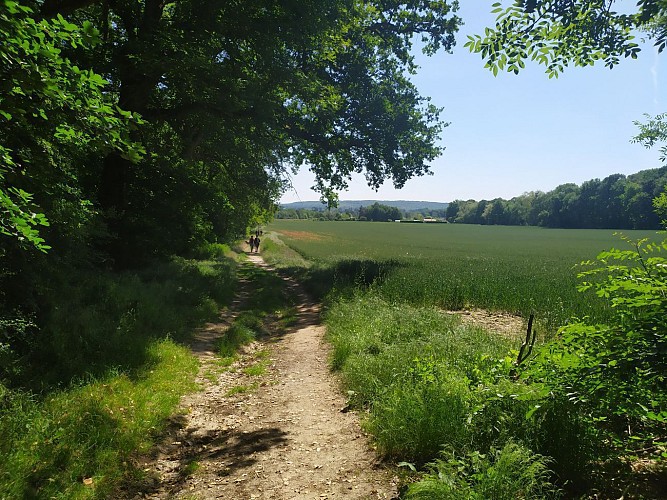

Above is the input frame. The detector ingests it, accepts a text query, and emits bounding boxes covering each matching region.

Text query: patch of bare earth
[444,308,526,339]
[127,255,398,499]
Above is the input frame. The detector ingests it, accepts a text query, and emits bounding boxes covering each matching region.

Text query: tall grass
[0,340,198,499]
[0,250,238,498]
[269,220,661,330]
[324,293,595,493]
[405,442,560,499]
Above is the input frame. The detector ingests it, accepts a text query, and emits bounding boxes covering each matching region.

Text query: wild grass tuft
[225,382,258,397]
[405,442,560,499]
[326,294,522,460]
[243,360,270,377]
[216,324,256,358]
[180,460,200,477]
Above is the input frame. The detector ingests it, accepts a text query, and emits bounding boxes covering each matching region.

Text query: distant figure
[248,235,255,253]
[254,236,261,253]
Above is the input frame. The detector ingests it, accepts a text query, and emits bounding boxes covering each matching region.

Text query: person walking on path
[253,235,261,253]
[247,235,255,253]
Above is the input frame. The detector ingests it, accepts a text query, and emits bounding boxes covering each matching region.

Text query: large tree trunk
[97,1,166,266]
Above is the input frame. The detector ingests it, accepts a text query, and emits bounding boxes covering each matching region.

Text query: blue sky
[280,2,667,204]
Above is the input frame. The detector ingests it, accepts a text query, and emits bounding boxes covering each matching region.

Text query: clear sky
[280,2,667,205]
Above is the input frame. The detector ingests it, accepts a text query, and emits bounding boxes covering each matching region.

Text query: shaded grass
[0,340,198,499]
[17,256,236,389]
[215,260,298,363]
[216,322,257,358]
[0,248,238,498]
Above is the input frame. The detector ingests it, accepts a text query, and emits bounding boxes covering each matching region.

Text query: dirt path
[131,254,398,499]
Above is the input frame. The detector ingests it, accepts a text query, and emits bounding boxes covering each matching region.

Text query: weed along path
[130,254,398,499]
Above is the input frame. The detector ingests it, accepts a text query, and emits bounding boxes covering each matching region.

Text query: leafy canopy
[465,0,665,78]
[0,0,141,251]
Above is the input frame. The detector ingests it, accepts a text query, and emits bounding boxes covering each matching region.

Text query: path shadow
[273,258,405,302]
[123,419,289,498]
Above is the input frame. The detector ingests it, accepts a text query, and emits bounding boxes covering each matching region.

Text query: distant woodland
[278,166,667,229]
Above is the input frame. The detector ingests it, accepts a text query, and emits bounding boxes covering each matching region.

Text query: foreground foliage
[467,0,666,78]
[529,235,667,459]
[0,0,141,251]
[405,443,559,500]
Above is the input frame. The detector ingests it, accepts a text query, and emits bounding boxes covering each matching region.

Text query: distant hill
[281,200,449,211]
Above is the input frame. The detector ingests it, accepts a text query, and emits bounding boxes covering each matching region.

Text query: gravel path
[129,254,398,499]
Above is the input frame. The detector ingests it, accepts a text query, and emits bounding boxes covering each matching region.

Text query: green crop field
[269,220,661,330]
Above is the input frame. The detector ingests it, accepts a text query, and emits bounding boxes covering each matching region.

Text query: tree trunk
[97,1,165,266]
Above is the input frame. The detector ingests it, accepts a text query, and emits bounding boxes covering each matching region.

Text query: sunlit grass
[269,220,660,331]
[243,359,270,377]
[225,383,258,397]
[0,340,198,499]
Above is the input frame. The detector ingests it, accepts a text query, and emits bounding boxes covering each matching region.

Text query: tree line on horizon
[277,166,667,229]
[276,202,447,221]
[446,167,667,229]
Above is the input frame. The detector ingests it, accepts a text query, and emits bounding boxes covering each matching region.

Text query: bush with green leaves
[527,234,667,457]
[0,1,141,251]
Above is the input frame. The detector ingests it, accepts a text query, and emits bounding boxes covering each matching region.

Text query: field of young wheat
[269,220,659,330]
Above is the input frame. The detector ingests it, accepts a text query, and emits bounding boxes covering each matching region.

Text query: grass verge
[1,249,238,498]
[0,340,198,499]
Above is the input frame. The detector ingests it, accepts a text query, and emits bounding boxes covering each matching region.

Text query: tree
[466,2,666,172]
[445,200,460,221]
[32,0,462,264]
[0,1,140,252]
[654,186,667,225]
[466,0,665,78]
[481,199,507,225]
[633,112,667,164]
[359,202,402,222]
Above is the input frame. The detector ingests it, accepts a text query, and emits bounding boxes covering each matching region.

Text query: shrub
[527,235,667,457]
[405,442,560,500]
